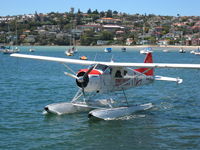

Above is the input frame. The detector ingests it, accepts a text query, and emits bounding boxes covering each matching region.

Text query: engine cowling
[76,69,102,93]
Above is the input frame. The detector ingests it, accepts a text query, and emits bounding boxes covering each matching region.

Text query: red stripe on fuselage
[77,69,102,75]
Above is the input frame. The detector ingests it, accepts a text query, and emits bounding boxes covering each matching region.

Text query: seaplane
[10,52,200,120]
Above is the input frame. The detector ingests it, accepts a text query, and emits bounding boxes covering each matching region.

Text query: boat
[80,56,88,60]
[140,47,153,54]
[2,24,20,54]
[2,46,20,54]
[65,15,78,56]
[121,47,126,52]
[29,49,35,52]
[179,48,186,53]
[194,52,200,55]
[163,49,169,53]
[0,45,6,52]
[29,46,35,52]
[190,50,195,54]
[191,47,200,55]
[104,48,112,53]
[65,48,74,56]
[65,46,76,56]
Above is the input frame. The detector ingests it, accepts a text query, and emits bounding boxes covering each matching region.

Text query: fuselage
[76,64,154,94]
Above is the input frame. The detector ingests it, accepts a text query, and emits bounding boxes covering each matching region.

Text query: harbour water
[1,46,200,150]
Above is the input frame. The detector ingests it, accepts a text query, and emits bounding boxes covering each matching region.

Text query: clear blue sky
[1,0,200,16]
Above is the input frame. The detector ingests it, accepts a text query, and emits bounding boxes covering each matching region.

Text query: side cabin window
[115,70,122,78]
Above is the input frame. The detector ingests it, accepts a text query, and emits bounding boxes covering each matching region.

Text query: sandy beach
[106,45,200,49]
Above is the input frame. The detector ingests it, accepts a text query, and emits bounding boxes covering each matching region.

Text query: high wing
[11,53,200,69]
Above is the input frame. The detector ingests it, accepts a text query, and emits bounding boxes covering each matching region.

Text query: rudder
[135,52,154,76]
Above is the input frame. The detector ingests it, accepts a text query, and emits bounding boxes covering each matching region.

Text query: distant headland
[0,9,199,47]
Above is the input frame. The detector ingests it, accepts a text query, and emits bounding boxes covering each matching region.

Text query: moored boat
[80,56,88,60]
[140,47,153,54]
[2,46,20,54]
[179,48,186,53]
[121,47,126,52]
[104,48,112,53]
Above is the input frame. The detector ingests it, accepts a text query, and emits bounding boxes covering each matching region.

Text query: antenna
[110,55,114,62]
[94,53,97,61]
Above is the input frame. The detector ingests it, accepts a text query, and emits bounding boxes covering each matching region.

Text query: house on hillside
[77,24,101,32]
[96,17,121,24]
[102,25,124,32]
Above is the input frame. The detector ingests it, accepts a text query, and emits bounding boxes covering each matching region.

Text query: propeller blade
[64,72,78,79]
[83,64,97,79]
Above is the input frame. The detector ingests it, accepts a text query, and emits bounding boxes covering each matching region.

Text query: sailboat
[2,46,20,54]
[3,23,20,54]
[65,16,78,56]
[65,46,75,56]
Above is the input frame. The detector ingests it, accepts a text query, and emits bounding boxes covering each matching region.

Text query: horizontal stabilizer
[155,75,183,84]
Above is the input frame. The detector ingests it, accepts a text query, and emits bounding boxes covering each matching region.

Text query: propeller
[76,65,96,88]
[64,72,78,79]
[64,64,97,95]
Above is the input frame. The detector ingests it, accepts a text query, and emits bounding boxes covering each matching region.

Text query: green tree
[99,31,114,40]
[113,11,118,15]
[92,9,99,14]
[87,9,92,14]
[100,11,105,17]
[80,30,95,45]
[106,10,113,18]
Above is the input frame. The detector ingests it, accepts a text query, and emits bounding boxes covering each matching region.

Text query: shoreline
[6,45,200,49]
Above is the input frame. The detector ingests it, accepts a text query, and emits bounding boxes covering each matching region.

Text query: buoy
[80,56,88,60]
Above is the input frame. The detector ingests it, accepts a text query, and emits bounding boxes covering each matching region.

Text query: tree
[80,30,95,45]
[100,11,105,17]
[106,10,113,18]
[92,9,99,14]
[87,8,92,14]
[78,9,82,14]
[113,11,118,15]
[99,31,114,40]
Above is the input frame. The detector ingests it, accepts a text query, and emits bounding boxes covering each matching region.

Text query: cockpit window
[95,64,108,71]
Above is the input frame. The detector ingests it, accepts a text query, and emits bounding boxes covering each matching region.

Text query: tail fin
[135,52,154,76]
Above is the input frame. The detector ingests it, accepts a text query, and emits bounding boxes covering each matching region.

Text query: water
[1,46,200,150]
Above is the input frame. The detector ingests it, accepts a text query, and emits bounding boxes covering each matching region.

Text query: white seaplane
[10,53,200,120]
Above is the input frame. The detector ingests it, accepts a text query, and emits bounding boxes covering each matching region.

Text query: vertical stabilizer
[135,52,154,76]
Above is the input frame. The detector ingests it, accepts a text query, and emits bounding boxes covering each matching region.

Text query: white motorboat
[104,48,112,53]
[179,48,186,53]
[140,47,153,54]
[163,49,169,53]
[191,47,200,55]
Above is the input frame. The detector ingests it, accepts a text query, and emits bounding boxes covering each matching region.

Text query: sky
[0,0,200,16]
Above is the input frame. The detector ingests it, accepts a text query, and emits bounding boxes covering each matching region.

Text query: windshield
[94,64,108,71]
